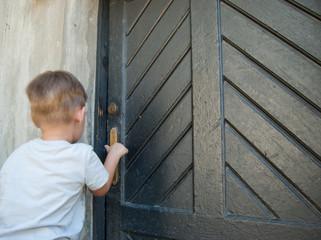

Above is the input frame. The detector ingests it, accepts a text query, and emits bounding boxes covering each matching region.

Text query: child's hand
[105,143,128,158]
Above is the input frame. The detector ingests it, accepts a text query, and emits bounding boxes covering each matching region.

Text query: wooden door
[94,0,321,239]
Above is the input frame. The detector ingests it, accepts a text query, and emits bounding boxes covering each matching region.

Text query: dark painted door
[95,0,321,239]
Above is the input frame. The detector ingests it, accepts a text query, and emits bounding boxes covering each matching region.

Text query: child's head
[26,70,87,128]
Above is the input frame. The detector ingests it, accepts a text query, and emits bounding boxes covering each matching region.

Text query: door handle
[110,128,119,186]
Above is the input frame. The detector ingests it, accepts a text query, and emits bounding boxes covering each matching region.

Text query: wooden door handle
[110,128,119,185]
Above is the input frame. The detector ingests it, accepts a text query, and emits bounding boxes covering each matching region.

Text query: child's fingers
[123,147,129,155]
[105,143,128,156]
[115,143,128,155]
[104,145,110,152]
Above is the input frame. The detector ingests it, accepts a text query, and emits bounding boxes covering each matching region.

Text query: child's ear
[75,106,86,125]
[30,114,40,128]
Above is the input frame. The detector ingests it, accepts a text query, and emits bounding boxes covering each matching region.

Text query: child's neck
[40,123,75,143]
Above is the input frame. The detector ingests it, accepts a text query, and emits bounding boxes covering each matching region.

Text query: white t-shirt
[0,139,109,240]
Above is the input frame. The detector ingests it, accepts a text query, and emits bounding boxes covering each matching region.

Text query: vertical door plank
[191,0,223,216]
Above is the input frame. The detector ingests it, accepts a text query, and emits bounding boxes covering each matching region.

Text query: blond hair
[26,70,87,128]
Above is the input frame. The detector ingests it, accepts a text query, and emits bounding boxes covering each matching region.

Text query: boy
[0,71,128,239]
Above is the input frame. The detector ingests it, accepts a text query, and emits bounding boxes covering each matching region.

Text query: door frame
[93,0,109,239]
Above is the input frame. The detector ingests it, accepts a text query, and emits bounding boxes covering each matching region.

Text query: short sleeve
[85,150,109,191]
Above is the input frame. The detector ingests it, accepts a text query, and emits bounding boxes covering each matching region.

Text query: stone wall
[0,0,99,238]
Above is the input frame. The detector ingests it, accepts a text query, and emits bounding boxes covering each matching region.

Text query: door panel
[228,0,321,61]
[106,0,194,238]
[123,0,193,209]
[221,2,321,108]
[221,0,321,227]
[125,0,190,97]
[97,0,321,239]
[223,42,321,159]
[125,90,193,206]
[130,130,193,209]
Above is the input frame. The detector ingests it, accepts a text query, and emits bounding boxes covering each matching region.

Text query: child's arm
[90,143,128,196]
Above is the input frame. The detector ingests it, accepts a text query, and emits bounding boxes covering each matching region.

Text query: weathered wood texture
[105,0,194,214]
[99,0,321,239]
[124,0,193,212]
[221,0,321,227]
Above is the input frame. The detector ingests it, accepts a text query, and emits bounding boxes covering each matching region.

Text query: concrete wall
[0,0,99,239]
